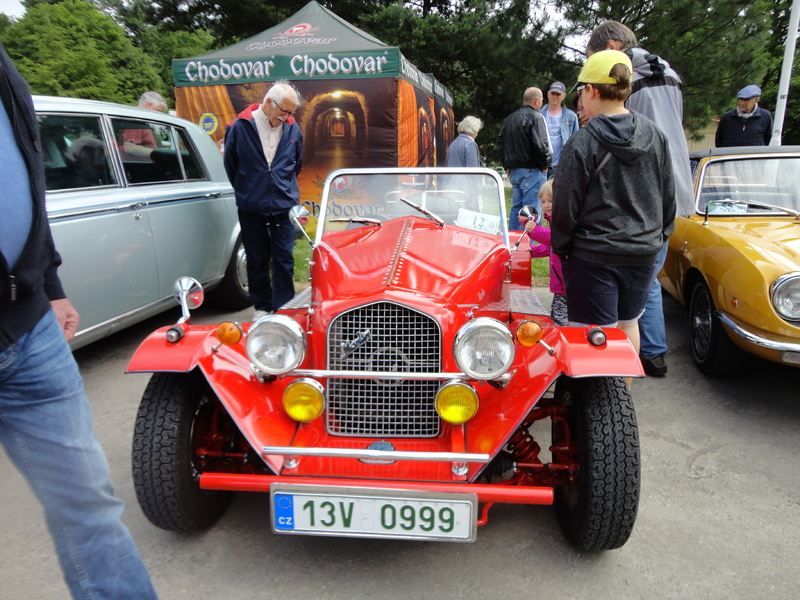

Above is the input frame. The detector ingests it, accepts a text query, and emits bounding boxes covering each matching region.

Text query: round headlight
[772,273,800,321]
[283,378,325,422]
[453,317,515,380]
[435,381,479,424]
[246,315,306,374]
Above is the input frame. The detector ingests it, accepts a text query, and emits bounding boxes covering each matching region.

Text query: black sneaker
[641,353,667,377]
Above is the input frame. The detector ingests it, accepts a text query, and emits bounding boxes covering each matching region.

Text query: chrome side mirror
[173,277,204,324]
[290,205,314,247]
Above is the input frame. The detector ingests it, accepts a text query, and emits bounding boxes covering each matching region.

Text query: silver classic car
[34,96,250,349]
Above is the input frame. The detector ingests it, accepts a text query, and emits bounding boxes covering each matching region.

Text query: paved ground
[1,292,799,599]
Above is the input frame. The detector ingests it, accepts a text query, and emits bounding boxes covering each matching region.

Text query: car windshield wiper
[329,217,382,227]
[399,196,445,227]
[704,198,800,223]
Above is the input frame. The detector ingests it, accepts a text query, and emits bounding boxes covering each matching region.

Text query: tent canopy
[173,1,452,104]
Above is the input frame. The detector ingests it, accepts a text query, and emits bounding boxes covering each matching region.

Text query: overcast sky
[0,0,24,19]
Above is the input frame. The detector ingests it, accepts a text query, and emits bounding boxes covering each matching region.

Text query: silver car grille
[326,302,441,437]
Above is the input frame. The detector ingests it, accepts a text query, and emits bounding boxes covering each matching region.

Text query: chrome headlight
[246,315,307,375]
[772,273,800,321]
[453,317,515,380]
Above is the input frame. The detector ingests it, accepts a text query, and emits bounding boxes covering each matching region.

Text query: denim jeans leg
[509,168,545,231]
[0,311,157,599]
[639,242,669,358]
[269,211,296,310]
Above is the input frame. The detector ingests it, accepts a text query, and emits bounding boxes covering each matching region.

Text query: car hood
[707,218,800,271]
[312,218,509,305]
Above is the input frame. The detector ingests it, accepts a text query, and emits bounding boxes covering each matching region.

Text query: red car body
[128,168,643,550]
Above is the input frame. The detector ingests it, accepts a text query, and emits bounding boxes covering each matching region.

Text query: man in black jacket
[0,43,157,598]
[496,87,552,231]
[715,84,773,147]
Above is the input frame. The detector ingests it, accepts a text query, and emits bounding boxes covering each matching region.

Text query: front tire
[689,280,745,376]
[552,377,640,551]
[132,372,233,532]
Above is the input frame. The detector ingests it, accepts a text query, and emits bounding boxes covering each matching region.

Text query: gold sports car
[660,146,800,376]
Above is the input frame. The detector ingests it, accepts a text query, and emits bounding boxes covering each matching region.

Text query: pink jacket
[528,217,565,294]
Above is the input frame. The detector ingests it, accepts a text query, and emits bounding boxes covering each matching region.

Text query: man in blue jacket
[540,81,579,180]
[224,81,304,320]
[0,42,157,598]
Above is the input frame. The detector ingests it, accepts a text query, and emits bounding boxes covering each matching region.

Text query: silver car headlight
[246,315,307,375]
[453,317,515,380]
[772,273,800,321]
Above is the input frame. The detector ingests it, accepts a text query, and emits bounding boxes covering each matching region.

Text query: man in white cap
[540,81,579,180]
[715,85,773,147]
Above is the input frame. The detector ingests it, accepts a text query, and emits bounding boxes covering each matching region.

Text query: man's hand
[50,298,80,342]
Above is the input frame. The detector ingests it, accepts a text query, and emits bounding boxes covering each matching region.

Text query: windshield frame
[695,153,800,217]
[312,167,510,247]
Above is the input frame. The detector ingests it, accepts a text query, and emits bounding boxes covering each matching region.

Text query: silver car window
[38,114,117,191]
[110,119,207,184]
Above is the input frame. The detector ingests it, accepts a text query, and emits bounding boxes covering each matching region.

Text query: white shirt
[252,107,283,166]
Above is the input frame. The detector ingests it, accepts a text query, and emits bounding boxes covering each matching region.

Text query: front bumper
[200,473,554,505]
[718,311,800,364]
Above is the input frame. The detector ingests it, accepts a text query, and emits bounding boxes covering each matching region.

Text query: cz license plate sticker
[271,484,477,542]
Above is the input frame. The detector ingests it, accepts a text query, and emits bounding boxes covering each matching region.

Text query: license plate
[271,484,477,542]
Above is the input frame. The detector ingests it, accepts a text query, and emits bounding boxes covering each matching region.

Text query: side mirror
[173,277,204,324]
[289,205,314,247]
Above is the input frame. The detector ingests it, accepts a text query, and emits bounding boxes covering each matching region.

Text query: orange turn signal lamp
[215,321,243,346]
[515,320,544,346]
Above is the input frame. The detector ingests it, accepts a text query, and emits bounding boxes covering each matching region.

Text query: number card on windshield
[271,484,477,542]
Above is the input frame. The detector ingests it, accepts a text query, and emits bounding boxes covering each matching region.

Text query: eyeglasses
[576,84,587,92]
[273,99,295,115]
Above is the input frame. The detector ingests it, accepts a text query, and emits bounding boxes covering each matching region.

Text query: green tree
[553,0,773,135]
[2,0,163,103]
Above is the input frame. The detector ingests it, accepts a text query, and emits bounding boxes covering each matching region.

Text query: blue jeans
[239,209,296,312]
[639,242,669,359]
[0,311,157,599]
[509,168,546,231]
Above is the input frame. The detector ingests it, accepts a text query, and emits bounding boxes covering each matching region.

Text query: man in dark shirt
[715,85,773,147]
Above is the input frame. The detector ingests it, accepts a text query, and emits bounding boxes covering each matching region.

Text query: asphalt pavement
[1,291,798,599]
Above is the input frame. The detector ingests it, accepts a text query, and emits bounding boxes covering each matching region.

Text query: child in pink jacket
[520,179,567,326]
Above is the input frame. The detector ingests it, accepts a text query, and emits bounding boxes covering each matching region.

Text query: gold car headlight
[453,317,515,380]
[283,378,325,422]
[772,273,800,322]
[435,381,479,424]
[246,314,306,375]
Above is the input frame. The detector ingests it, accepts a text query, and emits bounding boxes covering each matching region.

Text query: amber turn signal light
[516,320,543,346]
[215,321,243,345]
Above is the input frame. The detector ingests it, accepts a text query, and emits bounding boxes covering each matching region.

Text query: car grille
[326,302,441,437]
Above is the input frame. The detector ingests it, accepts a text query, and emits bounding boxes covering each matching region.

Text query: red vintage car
[128,168,644,551]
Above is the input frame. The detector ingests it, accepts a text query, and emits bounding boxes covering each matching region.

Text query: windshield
[697,156,800,216]
[316,169,507,241]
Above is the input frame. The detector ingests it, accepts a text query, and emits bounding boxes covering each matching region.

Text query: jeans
[639,242,669,359]
[0,311,157,599]
[239,209,296,312]
[509,168,546,231]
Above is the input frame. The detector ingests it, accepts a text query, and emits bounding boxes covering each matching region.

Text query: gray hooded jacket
[551,112,676,266]
[626,47,694,217]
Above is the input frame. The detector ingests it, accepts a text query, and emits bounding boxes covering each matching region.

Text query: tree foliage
[2,0,163,103]
[3,0,799,147]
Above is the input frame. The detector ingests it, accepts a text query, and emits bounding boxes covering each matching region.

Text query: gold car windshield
[317,170,506,237]
[698,156,800,216]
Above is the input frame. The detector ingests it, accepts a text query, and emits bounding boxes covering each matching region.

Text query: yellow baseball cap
[578,50,632,84]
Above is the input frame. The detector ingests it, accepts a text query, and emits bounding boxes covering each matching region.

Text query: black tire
[689,279,745,377]
[132,372,233,532]
[552,377,640,551]
[208,236,251,310]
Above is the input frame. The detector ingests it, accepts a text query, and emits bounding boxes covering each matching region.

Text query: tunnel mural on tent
[172,1,453,207]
